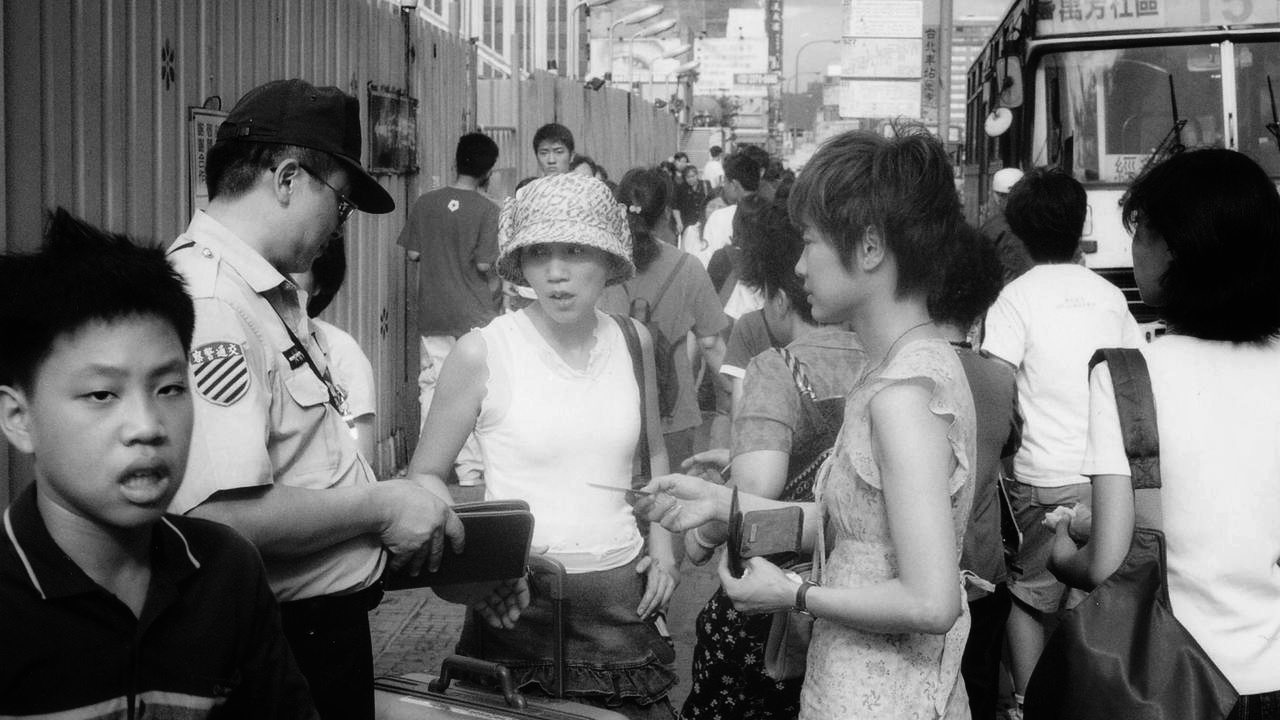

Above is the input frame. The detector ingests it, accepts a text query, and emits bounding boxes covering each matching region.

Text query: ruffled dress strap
[838,338,976,498]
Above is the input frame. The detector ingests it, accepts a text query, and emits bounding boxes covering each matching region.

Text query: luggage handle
[427,655,528,711]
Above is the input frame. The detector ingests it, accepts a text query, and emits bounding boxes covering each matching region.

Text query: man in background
[532,122,575,176]
[981,167,1034,283]
[398,132,501,486]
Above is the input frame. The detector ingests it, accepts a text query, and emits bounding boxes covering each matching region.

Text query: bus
[963,0,1280,323]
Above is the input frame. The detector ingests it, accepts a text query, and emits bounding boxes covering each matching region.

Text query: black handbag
[1024,348,1237,720]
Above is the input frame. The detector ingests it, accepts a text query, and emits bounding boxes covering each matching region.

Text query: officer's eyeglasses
[299,164,356,226]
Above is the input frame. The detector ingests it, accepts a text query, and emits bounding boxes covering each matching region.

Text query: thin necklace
[854,319,934,387]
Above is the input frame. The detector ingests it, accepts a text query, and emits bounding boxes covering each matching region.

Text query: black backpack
[627,253,688,420]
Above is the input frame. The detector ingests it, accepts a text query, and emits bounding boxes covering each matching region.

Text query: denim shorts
[1006,480,1091,614]
[456,558,677,707]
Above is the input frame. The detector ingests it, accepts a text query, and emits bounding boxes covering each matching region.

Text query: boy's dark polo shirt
[0,486,317,719]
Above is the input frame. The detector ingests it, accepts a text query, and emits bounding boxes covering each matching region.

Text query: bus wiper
[1139,74,1186,176]
[1265,76,1280,153]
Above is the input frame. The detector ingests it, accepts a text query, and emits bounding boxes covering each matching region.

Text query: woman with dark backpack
[600,167,729,469]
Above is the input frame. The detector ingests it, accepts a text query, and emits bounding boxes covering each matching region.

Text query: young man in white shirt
[981,167,1141,714]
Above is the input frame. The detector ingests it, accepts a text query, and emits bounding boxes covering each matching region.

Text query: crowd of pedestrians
[2,75,1279,720]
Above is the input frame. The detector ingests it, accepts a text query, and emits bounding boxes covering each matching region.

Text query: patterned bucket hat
[496,173,635,287]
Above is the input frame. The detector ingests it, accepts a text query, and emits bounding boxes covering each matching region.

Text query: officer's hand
[376,479,465,576]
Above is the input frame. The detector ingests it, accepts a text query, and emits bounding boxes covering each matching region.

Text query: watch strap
[795,578,817,615]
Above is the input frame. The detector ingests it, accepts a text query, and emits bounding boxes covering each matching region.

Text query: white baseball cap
[992,167,1024,195]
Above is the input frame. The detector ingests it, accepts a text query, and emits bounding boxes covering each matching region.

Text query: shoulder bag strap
[776,347,831,434]
[649,252,689,315]
[614,313,651,486]
[776,347,837,498]
[717,250,742,306]
[1088,348,1163,531]
[762,310,782,348]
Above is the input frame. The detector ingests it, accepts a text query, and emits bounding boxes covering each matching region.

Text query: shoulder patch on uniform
[190,342,250,406]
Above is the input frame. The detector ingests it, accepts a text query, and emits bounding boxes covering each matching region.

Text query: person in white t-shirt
[697,151,761,268]
[702,145,725,190]
[980,167,1141,712]
[1050,148,1280,716]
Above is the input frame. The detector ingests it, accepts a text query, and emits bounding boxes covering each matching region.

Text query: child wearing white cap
[406,172,681,719]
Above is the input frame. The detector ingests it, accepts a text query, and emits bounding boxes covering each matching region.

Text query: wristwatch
[794,578,818,616]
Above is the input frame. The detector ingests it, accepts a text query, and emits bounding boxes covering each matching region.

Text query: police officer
[167,79,463,720]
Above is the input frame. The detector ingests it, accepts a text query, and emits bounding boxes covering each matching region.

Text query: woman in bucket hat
[407,172,681,719]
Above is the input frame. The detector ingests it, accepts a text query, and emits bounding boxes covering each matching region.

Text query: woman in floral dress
[641,127,977,719]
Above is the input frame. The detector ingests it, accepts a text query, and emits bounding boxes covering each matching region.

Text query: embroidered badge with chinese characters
[190,341,250,406]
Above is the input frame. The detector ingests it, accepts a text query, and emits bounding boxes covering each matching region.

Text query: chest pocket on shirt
[279,367,340,483]
[283,367,331,408]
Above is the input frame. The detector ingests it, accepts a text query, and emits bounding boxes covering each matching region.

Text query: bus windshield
[1037,44,1225,184]
[1233,41,1280,176]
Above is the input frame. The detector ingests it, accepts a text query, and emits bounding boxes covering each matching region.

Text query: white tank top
[476,310,645,573]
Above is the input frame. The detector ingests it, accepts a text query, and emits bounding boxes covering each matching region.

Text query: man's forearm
[187,483,386,560]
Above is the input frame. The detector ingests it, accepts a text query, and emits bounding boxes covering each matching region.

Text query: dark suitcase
[375,555,628,719]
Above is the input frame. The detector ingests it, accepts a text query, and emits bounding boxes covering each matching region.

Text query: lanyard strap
[273,304,349,416]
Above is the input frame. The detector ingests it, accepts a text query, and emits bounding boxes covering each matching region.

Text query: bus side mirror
[997,56,1024,108]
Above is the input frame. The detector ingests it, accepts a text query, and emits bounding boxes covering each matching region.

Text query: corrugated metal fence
[0,1,678,503]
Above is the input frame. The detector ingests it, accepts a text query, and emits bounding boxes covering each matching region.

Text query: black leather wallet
[383,500,535,590]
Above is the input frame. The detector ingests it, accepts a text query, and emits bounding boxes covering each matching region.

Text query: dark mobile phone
[726,487,744,578]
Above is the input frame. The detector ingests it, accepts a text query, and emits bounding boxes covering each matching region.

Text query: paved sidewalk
[368,483,724,711]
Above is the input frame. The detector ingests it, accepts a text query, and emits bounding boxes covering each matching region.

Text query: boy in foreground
[0,209,316,719]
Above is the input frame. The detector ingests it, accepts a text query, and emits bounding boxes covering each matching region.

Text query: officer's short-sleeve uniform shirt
[167,212,384,602]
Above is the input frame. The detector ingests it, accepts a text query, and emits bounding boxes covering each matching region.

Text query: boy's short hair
[722,153,761,192]
[456,132,499,179]
[1004,167,1086,262]
[673,152,689,162]
[709,146,723,158]
[532,123,575,155]
[306,235,347,318]
[787,125,963,301]
[206,141,342,202]
[0,208,195,391]
[928,222,1003,328]
[1121,148,1280,342]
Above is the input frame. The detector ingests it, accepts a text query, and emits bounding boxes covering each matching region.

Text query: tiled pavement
[368,483,724,710]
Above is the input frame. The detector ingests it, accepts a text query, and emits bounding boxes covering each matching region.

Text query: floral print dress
[800,338,977,720]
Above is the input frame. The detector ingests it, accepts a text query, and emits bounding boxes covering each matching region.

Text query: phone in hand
[727,487,744,578]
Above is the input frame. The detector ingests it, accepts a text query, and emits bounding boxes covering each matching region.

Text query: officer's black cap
[216,79,395,214]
